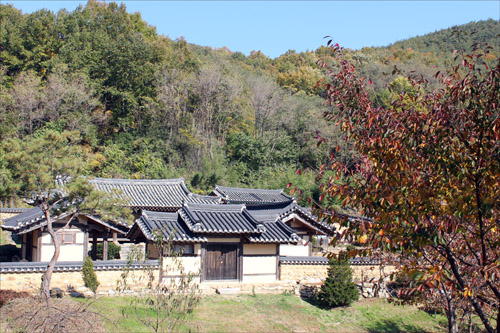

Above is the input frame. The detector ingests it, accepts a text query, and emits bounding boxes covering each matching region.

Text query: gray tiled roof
[89,178,223,210]
[129,204,300,244]
[247,202,334,235]
[179,203,263,234]
[1,207,128,235]
[89,178,192,210]
[130,210,208,243]
[213,185,294,204]
[1,207,47,234]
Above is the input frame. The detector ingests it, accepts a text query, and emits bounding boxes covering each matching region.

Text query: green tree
[82,255,100,294]
[317,257,359,308]
[2,129,131,298]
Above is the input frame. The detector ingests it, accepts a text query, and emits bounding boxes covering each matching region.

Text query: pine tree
[82,256,99,294]
[317,257,359,308]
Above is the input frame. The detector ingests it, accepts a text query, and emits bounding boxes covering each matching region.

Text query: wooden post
[37,230,42,262]
[112,231,118,245]
[276,243,280,281]
[103,235,108,261]
[21,233,27,260]
[308,233,312,256]
[83,228,89,259]
[91,230,97,260]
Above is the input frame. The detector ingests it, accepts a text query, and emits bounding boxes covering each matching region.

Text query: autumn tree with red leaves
[315,42,500,332]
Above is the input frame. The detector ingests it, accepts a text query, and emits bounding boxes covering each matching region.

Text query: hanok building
[2,179,334,283]
[128,186,333,283]
[1,207,129,262]
[0,178,218,262]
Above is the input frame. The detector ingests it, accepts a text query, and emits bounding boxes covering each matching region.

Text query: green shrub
[89,242,121,260]
[82,256,99,294]
[317,257,359,308]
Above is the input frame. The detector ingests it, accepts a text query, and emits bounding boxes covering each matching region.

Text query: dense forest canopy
[0,1,498,206]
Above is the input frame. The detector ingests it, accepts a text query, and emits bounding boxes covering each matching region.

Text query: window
[54,232,76,244]
[173,244,194,255]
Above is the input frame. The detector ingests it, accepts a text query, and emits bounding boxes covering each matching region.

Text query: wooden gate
[205,244,238,280]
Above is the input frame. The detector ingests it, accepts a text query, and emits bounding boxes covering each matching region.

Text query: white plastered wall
[279,243,310,256]
[242,244,277,283]
[40,231,85,261]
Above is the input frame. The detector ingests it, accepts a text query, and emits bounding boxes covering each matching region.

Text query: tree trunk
[496,308,499,333]
[445,294,457,333]
[40,205,60,298]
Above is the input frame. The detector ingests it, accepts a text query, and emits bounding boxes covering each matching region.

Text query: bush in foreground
[82,256,100,294]
[317,257,359,308]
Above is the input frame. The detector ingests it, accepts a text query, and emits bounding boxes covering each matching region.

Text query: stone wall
[280,263,396,299]
[0,269,158,296]
[280,263,395,283]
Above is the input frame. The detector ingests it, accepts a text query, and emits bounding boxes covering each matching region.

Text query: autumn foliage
[317,42,500,332]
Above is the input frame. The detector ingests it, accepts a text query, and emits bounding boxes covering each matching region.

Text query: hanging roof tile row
[0,208,31,214]
[279,256,381,265]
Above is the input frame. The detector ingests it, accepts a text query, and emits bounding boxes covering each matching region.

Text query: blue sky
[6,1,500,58]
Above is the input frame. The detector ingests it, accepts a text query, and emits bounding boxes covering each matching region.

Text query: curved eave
[247,238,299,244]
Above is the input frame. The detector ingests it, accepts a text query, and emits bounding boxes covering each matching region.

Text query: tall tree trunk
[40,204,60,298]
[496,308,499,333]
[445,293,457,333]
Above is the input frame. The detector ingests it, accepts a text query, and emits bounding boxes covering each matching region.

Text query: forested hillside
[1,1,498,206]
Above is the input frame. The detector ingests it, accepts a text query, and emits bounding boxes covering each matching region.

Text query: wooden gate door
[205,244,238,280]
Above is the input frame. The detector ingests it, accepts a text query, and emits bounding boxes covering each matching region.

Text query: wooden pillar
[91,230,97,260]
[308,233,313,256]
[103,235,108,261]
[21,234,27,260]
[112,231,118,245]
[37,230,42,262]
[276,243,280,281]
[83,228,89,259]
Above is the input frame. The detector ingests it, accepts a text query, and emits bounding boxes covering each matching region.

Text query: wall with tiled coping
[0,259,395,296]
[0,261,159,295]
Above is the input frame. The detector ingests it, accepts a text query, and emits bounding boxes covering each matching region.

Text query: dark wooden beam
[276,243,280,281]
[91,230,97,260]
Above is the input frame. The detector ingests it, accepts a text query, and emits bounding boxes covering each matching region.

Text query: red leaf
[290,188,296,195]
[286,183,292,189]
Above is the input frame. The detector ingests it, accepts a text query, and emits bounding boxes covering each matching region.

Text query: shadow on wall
[0,244,21,262]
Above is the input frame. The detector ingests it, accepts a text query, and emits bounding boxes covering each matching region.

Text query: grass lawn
[88,294,447,332]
